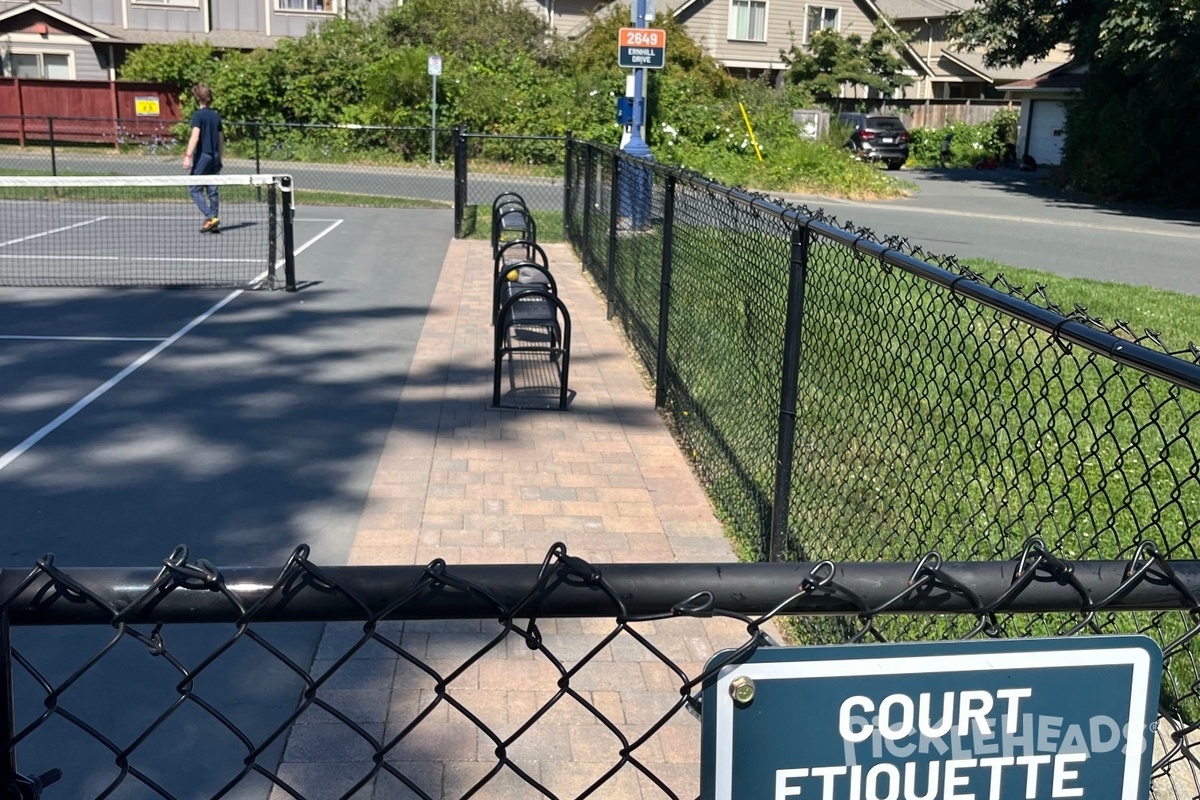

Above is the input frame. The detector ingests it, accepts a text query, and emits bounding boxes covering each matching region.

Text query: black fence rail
[3,541,1200,799]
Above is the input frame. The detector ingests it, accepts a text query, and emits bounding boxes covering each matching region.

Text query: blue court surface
[0,206,452,799]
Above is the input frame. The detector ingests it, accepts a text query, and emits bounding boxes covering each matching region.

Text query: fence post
[15,78,25,148]
[110,79,120,151]
[453,126,467,239]
[768,222,811,562]
[654,173,677,409]
[562,130,573,242]
[47,118,57,178]
[254,122,262,175]
[582,145,594,272]
[606,153,620,320]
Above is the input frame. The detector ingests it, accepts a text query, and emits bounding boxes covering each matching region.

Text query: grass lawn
[961,259,1200,348]
[459,205,565,243]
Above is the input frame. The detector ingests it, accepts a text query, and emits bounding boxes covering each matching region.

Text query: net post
[267,182,278,288]
[281,176,297,291]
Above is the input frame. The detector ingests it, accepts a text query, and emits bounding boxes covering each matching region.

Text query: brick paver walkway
[272,239,756,799]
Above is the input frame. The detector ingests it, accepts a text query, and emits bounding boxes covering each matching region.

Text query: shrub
[908,108,1019,168]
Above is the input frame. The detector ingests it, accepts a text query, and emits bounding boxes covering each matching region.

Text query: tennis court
[0,174,297,289]
[0,194,452,798]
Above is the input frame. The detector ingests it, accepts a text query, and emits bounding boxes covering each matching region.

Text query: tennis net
[0,173,295,290]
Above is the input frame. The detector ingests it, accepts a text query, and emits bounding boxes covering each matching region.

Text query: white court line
[0,218,344,474]
[248,218,343,287]
[0,335,166,342]
[0,255,263,263]
[0,217,107,249]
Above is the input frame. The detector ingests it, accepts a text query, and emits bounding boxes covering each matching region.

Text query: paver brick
[283,238,745,798]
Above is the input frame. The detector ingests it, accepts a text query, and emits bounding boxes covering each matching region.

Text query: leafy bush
[117,0,909,197]
[908,108,1019,168]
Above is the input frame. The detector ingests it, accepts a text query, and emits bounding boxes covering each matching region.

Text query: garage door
[1026,100,1067,166]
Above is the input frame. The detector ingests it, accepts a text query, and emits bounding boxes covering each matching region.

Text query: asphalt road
[779,169,1200,296]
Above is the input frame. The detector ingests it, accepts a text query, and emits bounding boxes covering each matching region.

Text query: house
[532,0,934,96]
[1003,61,1085,166]
[872,0,1072,99]
[0,0,394,80]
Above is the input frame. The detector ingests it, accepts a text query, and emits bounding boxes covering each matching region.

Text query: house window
[10,52,72,79]
[804,5,839,44]
[728,0,766,41]
[277,0,337,11]
[132,0,201,6]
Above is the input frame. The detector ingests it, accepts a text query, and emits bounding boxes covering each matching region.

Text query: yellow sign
[134,96,160,117]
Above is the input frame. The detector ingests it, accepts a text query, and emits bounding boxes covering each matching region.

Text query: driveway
[779,168,1200,296]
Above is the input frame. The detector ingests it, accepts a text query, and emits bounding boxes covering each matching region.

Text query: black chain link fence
[4,541,1200,799]
[565,140,1200,570]
[0,118,569,230]
[565,141,1200,796]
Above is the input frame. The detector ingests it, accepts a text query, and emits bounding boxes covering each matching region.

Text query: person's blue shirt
[189,107,222,174]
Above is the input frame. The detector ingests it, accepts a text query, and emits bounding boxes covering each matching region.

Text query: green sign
[700,637,1161,800]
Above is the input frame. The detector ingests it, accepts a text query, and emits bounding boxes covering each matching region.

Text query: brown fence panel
[827,98,1016,129]
[0,79,179,144]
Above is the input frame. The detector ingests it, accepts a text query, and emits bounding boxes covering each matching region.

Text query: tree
[952,0,1200,202]
[782,23,914,99]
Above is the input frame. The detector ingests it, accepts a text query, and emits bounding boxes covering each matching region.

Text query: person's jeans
[188,155,221,219]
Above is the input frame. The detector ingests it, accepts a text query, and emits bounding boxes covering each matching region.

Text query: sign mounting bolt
[730,676,755,706]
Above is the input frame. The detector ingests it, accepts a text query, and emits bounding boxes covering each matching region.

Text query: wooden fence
[827,98,1016,128]
[0,78,180,147]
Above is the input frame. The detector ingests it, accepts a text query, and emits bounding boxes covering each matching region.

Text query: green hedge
[907,109,1019,168]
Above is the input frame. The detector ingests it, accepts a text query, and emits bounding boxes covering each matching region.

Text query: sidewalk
[271,238,755,799]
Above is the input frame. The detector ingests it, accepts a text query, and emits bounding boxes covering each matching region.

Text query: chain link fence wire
[563,140,1199,565]
[454,133,566,242]
[3,541,1200,799]
[563,139,1199,786]
[1,119,579,240]
[0,117,459,209]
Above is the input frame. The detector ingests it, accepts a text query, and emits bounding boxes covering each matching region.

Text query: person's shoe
[200,217,220,233]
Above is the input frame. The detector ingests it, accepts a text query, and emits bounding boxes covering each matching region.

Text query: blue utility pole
[623,0,652,160]
[619,0,653,228]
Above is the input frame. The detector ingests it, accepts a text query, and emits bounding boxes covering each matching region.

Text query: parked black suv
[838,113,910,170]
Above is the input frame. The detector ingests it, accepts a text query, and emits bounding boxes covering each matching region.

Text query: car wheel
[887,160,904,171]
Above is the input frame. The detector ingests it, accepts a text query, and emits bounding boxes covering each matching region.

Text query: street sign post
[618,27,666,69]
[428,54,442,163]
[701,637,1161,800]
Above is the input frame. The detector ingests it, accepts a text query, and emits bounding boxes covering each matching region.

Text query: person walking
[182,84,223,233]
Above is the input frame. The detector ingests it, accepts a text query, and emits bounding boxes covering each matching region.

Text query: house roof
[873,0,973,21]
[1003,60,1086,92]
[940,49,1070,83]
[0,1,280,49]
[91,24,280,50]
[0,2,110,39]
[857,0,936,77]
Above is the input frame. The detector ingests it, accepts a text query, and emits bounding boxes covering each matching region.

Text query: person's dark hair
[192,84,213,106]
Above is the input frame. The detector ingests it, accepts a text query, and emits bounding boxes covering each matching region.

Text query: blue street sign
[700,637,1161,800]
